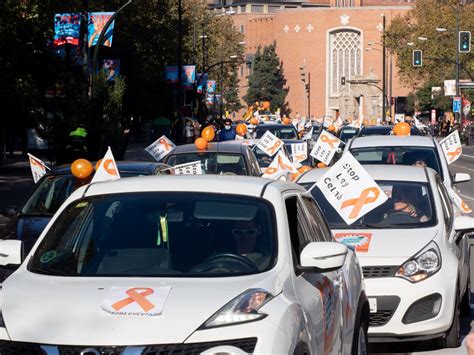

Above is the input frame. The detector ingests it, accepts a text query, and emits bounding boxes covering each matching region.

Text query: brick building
[209,0,415,122]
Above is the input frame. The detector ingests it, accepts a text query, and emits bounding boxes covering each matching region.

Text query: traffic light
[459,31,471,53]
[412,50,422,67]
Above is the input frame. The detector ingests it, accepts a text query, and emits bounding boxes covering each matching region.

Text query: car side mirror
[1,206,19,217]
[299,242,347,271]
[0,240,23,266]
[454,173,470,184]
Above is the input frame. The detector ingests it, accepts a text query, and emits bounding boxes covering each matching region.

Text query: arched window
[329,29,361,95]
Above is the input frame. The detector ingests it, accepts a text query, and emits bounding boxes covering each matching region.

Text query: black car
[0,161,167,281]
[255,123,299,140]
[338,126,359,143]
[356,125,421,137]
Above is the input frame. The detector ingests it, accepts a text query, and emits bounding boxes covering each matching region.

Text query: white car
[298,165,474,348]
[0,176,368,354]
[344,135,471,216]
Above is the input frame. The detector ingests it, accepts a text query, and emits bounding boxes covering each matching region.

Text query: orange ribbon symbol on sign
[278,155,294,171]
[447,148,461,162]
[159,138,173,151]
[112,287,155,312]
[461,200,472,213]
[321,135,339,149]
[294,154,307,161]
[30,158,43,168]
[103,159,118,176]
[341,187,380,219]
[265,167,278,175]
[267,140,282,155]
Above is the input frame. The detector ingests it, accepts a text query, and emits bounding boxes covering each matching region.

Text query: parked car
[0,175,369,354]
[163,142,261,176]
[255,123,299,140]
[356,125,421,137]
[298,165,474,348]
[344,135,471,216]
[338,126,359,143]
[0,161,168,282]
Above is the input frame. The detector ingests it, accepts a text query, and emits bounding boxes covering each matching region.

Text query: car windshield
[350,146,442,178]
[166,153,248,175]
[303,181,436,229]
[29,192,276,277]
[255,126,298,140]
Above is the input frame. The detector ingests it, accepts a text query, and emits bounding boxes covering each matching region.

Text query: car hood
[332,228,438,262]
[0,215,51,254]
[2,271,282,345]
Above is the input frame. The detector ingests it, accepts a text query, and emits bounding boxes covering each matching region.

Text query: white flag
[145,135,176,162]
[91,147,121,183]
[174,160,202,175]
[440,130,462,164]
[315,153,388,225]
[262,150,297,179]
[27,153,49,183]
[291,143,308,163]
[256,131,284,157]
[302,127,313,141]
[453,192,472,214]
[310,130,342,165]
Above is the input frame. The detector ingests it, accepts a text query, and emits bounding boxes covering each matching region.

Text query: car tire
[461,274,471,316]
[293,342,310,355]
[351,302,369,355]
[441,292,461,348]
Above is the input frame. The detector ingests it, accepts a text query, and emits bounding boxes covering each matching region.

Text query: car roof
[349,135,435,148]
[255,124,296,129]
[167,142,245,154]
[80,175,305,198]
[50,161,165,176]
[297,164,432,185]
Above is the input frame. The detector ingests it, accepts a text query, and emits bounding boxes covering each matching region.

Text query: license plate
[369,298,377,313]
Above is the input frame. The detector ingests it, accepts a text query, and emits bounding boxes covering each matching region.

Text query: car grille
[363,266,398,278]
[370,310,395,327]
[0,338,258,355]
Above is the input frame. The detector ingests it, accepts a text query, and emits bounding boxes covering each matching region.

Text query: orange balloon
[363,120,369,126]
[317,162,328,168]
[262,101,270,110]
[250,117,259,125]
[236,123,248,136]
[95,159,102,171]
[71,159,93,179]
[201,126,215,142]
[298,165,312,174]
[393,122,411,136]
[328,125,336,132]
[283,117,291,124]
[195,137,208,150]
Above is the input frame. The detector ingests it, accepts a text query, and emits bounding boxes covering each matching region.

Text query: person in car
[232,219,270,269]
[385,188,428,223]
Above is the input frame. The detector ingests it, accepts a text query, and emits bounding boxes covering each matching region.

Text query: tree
[244,43,288,112]
[223,67,242,113]
[385,0,474,86]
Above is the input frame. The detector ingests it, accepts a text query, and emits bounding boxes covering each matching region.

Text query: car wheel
[351,307,369,355]
[441,292,461,348]
[461,275,471,316]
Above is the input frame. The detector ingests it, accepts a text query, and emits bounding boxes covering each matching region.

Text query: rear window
[166,153,248,175]
[256,126,298,140]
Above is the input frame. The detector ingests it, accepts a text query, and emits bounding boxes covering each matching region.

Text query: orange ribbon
[112,287,155,312]
[321,135,339,149]
[267,140,282,155]
[278,155,294,171]
[104,159,118,176]
[159,138,173,151]
[341,187,380,219]
[387,152,397,165]
[265,167,278,175]
[447,148,461,162]
[29,157,44,168]
[294,153,307,161]
[461,200,472,212]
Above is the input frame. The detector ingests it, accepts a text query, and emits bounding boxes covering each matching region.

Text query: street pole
[307,73,311,118]
[382,14,386,123]
[389,53,393,123]
[455,3,461,125]
[220,61,224,120]
[177,0,184,143]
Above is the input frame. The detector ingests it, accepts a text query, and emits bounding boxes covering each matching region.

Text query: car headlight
[396,242,441,283]
[200,289,274,329]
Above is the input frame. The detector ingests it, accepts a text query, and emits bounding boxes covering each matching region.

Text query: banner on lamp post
[88,12,115,48]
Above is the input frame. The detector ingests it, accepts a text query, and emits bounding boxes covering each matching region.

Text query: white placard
[302,127,313,141]
[444,79,456,96]
[440,130,462,164]
[291,142,308,163]
[310,130,342,165]
[145,135,176,162]
[27,153,49,183]
[453,192,472,214]
[314,153,388,225]
[262,150,297,179]
[102,286,172,316]
[256,131,284,157]
[174,160,202,175]
[91,146,121,183]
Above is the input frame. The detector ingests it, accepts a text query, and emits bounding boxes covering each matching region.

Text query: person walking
[219,118,237,141]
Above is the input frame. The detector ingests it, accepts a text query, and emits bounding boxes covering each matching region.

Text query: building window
[240,24,245,33]
[252,5,264,12]
[329,29,361,95]
[269,6,280,13]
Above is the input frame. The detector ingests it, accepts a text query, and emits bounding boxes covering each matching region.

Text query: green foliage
[406,81,454,114]
[223,67,242,113]
[244,43,288,112]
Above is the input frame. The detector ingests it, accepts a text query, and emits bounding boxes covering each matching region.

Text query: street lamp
[381,13,387,123]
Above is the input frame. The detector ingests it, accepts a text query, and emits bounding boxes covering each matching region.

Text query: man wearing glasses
[232,220,270,270]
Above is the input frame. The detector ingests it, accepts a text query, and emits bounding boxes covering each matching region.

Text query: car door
[436,177,469,297]
[285,194,341,354]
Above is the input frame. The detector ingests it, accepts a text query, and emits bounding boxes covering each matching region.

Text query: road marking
[451,164,474,173]
[460,194,474,202]
[462,154,474,159]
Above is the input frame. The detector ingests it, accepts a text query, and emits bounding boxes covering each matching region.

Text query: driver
[386,188,428,223]
[232,219,269,269]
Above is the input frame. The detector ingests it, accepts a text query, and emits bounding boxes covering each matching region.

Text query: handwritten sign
[174,160,202,175]
[440,130,462,164]
[291,142,308,163]
[256,131,284,157]
[145,135,176,162]
[92,146,121,183]
[310,130,341,165]
[314,153,387,225]
[27,153,49,183]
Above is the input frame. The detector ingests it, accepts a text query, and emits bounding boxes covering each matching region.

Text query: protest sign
[92,147,121,183]
[145,135,176,162]
[310,130,341,165]
[174,161,202,175]
[440,130,462,164]
[257,131,284,157]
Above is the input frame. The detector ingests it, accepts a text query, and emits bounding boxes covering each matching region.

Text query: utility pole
[300,59,307,116]
[382,13,386,123]
[455,3,461,125]
[307,73,311,118]
[177,0,184,143]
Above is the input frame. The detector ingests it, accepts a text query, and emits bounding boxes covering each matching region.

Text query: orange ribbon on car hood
[112,287,155,312]
[341,187,380,219]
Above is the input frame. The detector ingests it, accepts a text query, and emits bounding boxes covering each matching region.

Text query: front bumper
[365,271,457,341]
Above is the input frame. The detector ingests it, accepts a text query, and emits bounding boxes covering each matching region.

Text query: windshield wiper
[357,223,385,229]
[19,212,54,217]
